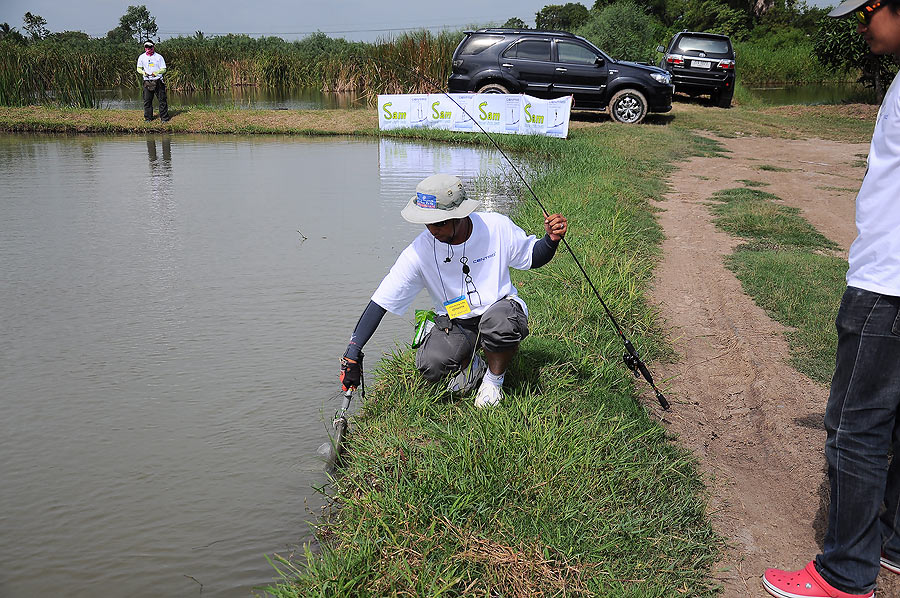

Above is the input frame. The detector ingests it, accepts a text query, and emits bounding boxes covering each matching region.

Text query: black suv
[447,28,673,124]
[657,31,735,107]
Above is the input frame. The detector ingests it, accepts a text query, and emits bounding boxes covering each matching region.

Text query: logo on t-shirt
[472,252,496,264]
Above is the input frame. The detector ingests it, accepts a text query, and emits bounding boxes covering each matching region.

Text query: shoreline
[0,106,379,136]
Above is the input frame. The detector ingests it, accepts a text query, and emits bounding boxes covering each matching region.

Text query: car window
[503,39,551,61]
[557,40,598,65]
[459,35,505,56]
[675,36,731,54]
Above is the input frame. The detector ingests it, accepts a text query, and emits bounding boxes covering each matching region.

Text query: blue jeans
[816,286,900,593]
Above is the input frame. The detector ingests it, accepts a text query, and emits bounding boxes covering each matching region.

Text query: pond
[742,81,878,106]
[0,133,518,597]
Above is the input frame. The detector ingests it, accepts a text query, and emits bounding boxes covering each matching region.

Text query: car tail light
[666,54,684,66]
[718,59,735,70]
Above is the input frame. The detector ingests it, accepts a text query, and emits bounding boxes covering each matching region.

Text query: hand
[544,213,568,242]
[340,357,361,391]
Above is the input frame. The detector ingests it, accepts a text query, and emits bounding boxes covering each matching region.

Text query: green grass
[264,124,725,597]
[725,249,845,383]
[736,179,769,187]
[708,187,846,383]
[757,164,793,172]
[709,187,838,251]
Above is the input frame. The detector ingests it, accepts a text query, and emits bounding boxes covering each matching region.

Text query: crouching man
[339,173,567,407]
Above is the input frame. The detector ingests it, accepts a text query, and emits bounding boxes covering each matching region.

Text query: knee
[479,301,528,353]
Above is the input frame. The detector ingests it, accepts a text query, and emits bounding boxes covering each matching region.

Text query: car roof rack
[474,28,577,37]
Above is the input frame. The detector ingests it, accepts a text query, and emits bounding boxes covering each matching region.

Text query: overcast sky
[2,0,839,43]
[1,0,555,43]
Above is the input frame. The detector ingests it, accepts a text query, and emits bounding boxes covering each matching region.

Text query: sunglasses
[856,0,884,24]
[427,219,452,228]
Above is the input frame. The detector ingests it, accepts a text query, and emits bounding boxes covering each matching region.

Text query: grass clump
[709,187,845,383]
[709,187,838,251]
[266,123,724,596]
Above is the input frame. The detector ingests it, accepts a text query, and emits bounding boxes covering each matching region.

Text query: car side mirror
[594,56,605,66]
[656,45,665,53]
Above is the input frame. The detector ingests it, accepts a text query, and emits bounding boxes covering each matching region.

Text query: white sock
[483,370,504,387]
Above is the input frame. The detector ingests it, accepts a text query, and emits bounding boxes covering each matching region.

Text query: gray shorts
[415,297,529,383]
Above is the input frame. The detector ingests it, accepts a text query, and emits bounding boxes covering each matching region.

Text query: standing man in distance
[762,1,900,597]
[137,40,169,123]
[339,173,568,408]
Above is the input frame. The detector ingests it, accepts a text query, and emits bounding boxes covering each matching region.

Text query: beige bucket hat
[400,174,481,224]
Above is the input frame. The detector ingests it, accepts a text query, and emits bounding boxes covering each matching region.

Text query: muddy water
[0,133,513,597]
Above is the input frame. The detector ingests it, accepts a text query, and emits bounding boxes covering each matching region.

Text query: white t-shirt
[371,212,538,318]
[846,72,900,296]
[137,52,166,80]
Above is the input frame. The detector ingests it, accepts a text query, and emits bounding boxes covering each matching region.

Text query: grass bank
[707,185,847,384]
[264,120,724,597]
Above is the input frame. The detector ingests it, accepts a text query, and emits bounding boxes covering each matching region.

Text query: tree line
[1,1,897,97]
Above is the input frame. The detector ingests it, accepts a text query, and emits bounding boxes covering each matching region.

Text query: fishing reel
[622,351,640,377]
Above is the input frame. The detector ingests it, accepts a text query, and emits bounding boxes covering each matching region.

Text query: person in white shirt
[339,173,568,408]
[137,40,169,122]
[762,2,900,597]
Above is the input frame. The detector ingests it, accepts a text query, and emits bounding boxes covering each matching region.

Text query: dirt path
[647,134,900,597]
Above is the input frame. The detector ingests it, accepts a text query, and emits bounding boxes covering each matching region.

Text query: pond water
[0,133,515,598]
[95,87,367,111]
[743,81,878,106]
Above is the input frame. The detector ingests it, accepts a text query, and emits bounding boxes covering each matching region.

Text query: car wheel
[609,89,648,124]
[477,83,510,94]
[716,89,733,108]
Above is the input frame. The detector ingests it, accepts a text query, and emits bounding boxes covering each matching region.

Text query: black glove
[340,356,362,391]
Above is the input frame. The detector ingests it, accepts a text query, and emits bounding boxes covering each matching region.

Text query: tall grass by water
[735,39,849,86]
[0,30,458,108]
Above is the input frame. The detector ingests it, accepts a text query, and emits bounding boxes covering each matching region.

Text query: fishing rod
[317,356,365,473]
[374,57,670,410]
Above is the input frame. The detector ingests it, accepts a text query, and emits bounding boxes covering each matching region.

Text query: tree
[814,16,898,101]
[535,3,591,31]
[668,0,750,40]
[23,12,49,41]
[0,22,27,44]
[577,0,661,62]
[117,5,158,42]
[502,17,529,29]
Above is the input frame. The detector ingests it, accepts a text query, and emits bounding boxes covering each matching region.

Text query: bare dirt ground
[647,134,900,597]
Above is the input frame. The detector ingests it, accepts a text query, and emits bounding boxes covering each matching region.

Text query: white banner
[378,93,572,139]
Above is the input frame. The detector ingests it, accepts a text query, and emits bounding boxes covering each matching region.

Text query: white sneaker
[474,382,502,408]
[447,354,486,394]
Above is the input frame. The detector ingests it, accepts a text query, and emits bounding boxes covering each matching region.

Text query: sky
[0,0,553,43]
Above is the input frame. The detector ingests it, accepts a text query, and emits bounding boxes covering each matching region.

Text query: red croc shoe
[762,562,874,598]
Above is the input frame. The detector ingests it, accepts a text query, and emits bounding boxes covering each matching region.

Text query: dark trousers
[143,80,168,120]
[816,286,900,593]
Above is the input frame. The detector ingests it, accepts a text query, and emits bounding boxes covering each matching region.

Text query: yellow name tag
[443,295,471,319]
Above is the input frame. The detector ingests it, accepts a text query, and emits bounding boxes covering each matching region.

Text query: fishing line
[374,57,669,410]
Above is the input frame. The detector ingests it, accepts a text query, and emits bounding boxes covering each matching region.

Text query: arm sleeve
[343,300,387,360]
[530,234,560,269]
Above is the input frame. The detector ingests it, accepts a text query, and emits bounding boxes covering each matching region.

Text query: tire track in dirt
[646,135,900,597]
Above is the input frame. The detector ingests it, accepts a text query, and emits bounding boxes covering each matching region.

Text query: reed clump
[0,30,458,108]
